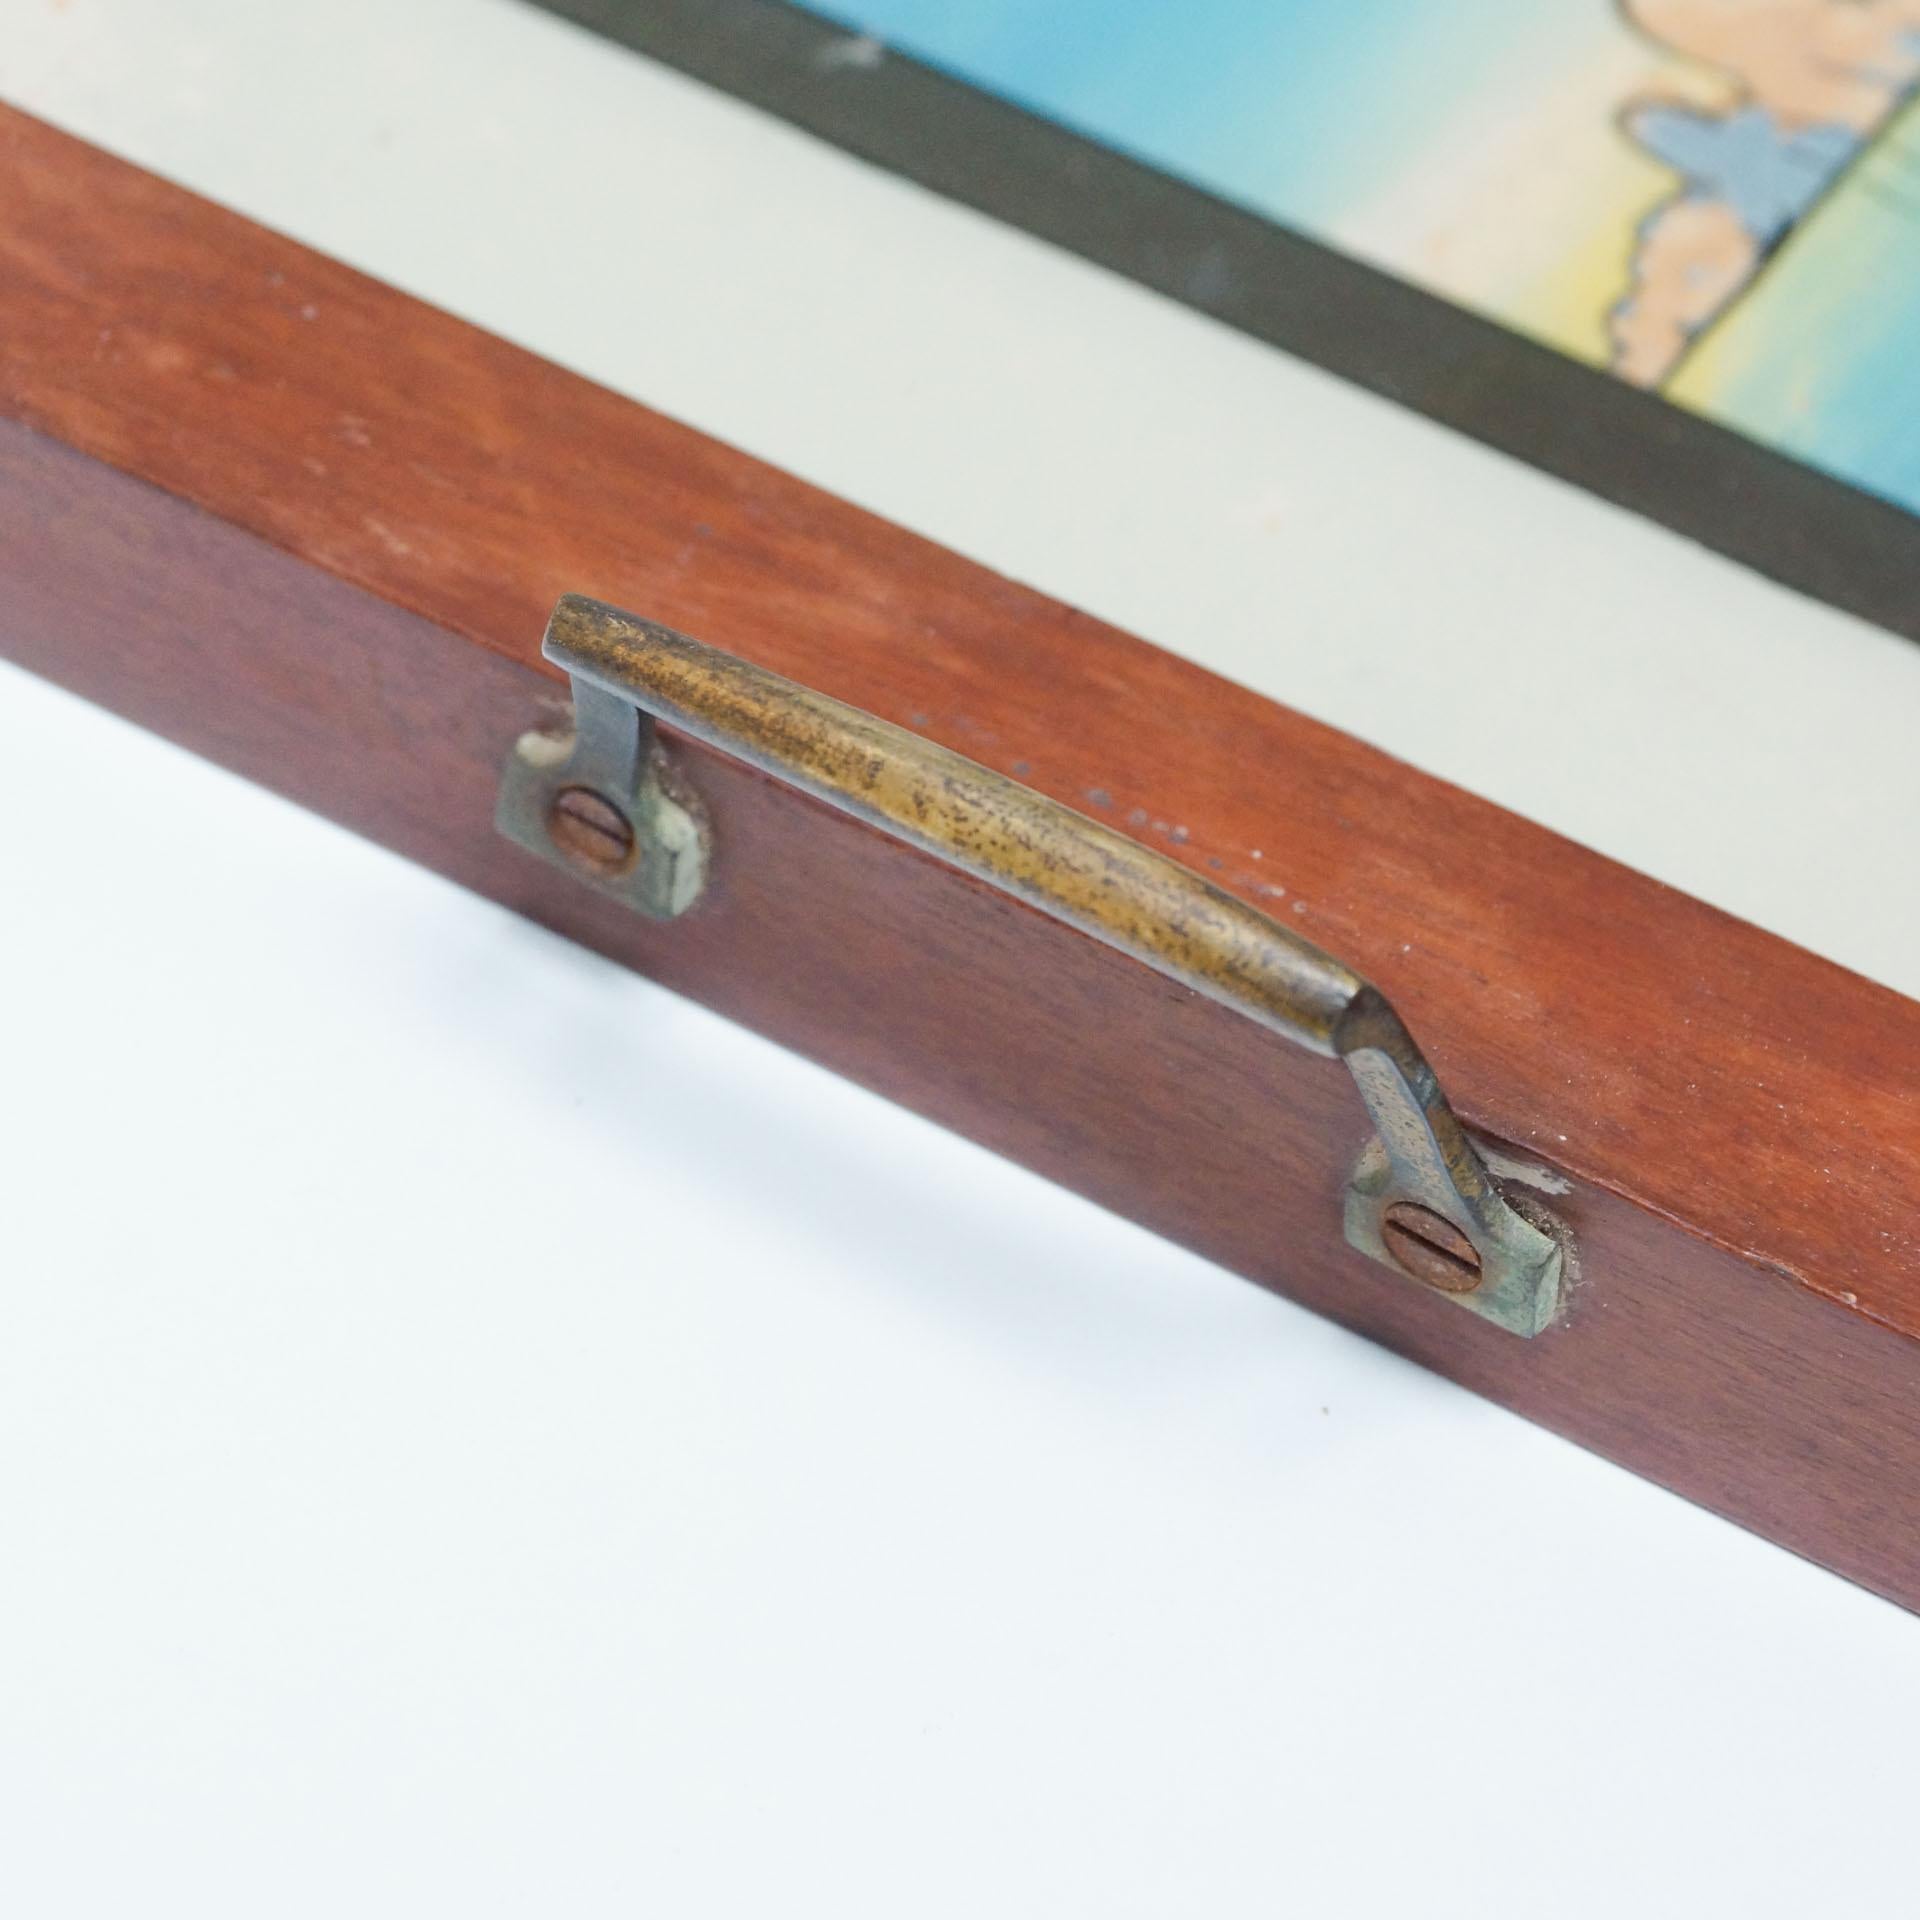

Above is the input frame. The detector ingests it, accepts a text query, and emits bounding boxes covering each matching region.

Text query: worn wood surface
[2,104,1917,1605]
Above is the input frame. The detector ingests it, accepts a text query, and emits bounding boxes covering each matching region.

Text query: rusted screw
[1380,1202,1484,1294]
[546,786,635,874]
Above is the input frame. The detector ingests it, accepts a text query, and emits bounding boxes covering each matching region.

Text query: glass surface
[825,0,1920,517]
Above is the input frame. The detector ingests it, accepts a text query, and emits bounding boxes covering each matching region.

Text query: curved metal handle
[499,594,1567,1335]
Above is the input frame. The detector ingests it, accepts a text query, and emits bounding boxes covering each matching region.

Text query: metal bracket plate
[1338,1011,1567,1336]
[496,679,707,919]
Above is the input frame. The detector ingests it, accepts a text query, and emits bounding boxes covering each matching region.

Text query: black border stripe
[530,0,1920,647]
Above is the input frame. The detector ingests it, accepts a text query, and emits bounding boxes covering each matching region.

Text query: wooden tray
[4,104,1916,1606]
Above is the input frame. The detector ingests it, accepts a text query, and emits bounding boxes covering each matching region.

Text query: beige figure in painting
[1610,0,1920,382]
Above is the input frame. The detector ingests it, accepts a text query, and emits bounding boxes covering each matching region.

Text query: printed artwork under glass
[818,0,1920,519]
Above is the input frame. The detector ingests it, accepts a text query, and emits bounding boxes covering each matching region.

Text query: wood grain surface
[2,104,1916,1605]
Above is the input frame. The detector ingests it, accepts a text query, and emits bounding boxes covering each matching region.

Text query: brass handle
[499,594,1567,1335]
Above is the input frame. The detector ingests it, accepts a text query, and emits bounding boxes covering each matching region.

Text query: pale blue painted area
[1627,104,1856,243]
[815,0,1605,237]
[1683,100,1920,514]
[1725,303,1920,513]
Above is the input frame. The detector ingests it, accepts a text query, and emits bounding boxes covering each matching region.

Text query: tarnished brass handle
[499,594,1568,1335]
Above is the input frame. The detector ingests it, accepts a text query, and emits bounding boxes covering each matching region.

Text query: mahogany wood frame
[3,106,1917,1607]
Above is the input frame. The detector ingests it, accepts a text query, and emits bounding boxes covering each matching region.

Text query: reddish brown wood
[2,105,1917,1604]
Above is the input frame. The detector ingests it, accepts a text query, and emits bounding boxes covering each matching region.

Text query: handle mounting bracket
[497,684,707,920]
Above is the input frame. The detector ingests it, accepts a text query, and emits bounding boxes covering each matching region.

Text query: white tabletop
[4,4,1918,1915]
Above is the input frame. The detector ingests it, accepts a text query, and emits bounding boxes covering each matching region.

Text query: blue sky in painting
[815,0,1612,236]
[812,0,1920,518]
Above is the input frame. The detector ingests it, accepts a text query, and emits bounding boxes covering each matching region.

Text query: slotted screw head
[1380,1202,1484,1293]
[546,786,635,873]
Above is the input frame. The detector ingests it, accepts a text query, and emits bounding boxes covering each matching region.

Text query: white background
[3,2,1919,1914]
